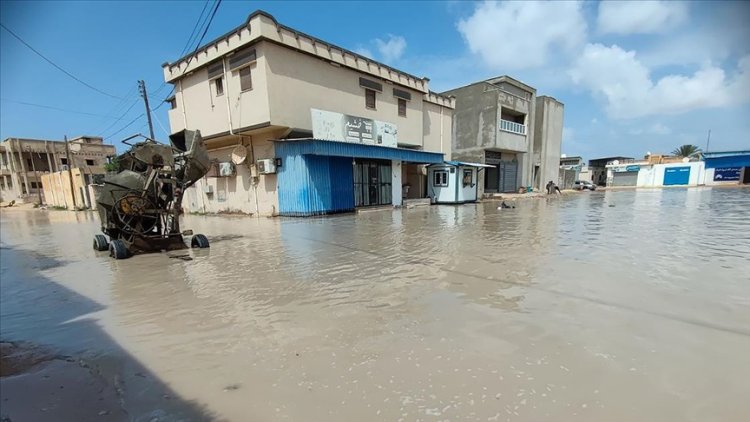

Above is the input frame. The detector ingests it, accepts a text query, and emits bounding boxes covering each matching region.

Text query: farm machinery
[93,129,210,259]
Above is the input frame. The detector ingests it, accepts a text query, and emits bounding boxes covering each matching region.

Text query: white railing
[499,119,526,135]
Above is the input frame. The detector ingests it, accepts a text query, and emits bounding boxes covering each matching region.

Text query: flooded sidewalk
[1,188,749,421]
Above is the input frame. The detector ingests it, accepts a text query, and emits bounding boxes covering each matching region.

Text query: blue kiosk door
[663,166,691,185]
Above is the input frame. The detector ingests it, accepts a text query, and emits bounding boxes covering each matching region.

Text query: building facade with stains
[442,77,563,194]
[162,10,454,216]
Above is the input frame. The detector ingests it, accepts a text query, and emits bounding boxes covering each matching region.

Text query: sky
[1,1,748,160]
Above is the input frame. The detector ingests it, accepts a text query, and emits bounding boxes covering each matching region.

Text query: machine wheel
[93,234,108,251]
[109,239,129,259]
[191,234,209,248]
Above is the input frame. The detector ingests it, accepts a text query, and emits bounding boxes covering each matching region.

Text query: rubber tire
[191,234,209,248]
[109,239,129,260]
[93,234,108,251]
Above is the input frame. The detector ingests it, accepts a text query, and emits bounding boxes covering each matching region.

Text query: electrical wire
[104,113,145,141]
[0,23,123,100]
[98,97,141,136]
[146,0,213,105]
[180,0,222,74]
[179,0,212,58]
[1,98,120,119]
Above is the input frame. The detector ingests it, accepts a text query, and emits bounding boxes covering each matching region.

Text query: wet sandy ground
[1,188,749,421]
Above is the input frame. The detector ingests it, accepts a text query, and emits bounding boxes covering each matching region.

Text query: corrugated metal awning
[274,139,444,164]
[446,161,495,168]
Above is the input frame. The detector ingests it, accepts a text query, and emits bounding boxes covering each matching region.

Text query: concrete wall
[168,45,271,136]
[182,133,279,216]
[264,42,425,146]
[41,168,89,209]
[422,101,452,159]
[607,162,705,187]
[444,80,536,192]
[533,96,563,190]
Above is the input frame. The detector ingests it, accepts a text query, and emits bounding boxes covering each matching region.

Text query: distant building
[559,156,583,168]
[0,136,115,204]
[702,150,750,185]
[442,76,562,194]
[162,10,453,216]
[588,156,633,186]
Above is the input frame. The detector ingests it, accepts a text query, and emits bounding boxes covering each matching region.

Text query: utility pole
[705,129,711,153]
[64,135,77,210]
[138,80,156,140]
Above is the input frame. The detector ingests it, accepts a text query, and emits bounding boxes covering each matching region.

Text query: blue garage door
[663,166,691,185]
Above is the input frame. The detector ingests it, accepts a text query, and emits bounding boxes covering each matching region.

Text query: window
[27,158,33,167]
[168,98,177,110]
[30,182,38,189]
[214,76,224,96]
[60,158,68,165]
[86,159,95,166]
[239,66,252,91]
[433,170,448,187]
[462,169,474,187]
[398,98,407,117]
[365,88,376,109]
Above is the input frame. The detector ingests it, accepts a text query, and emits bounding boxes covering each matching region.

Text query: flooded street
[2,188,750,421]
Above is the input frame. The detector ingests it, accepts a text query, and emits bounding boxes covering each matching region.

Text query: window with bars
[239,67,252,91]
[398,98,407,117]
[433,170,448,187]
[365,88,376,109]
[214,77,224,96]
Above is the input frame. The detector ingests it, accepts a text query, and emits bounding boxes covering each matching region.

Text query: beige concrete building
[0,136,115,204]
[162,10,453,216]
[443,77,563,194]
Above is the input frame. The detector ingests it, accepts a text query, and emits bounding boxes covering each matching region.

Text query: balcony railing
[499,119,526,135]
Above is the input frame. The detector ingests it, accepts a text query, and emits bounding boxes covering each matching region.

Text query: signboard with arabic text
[311,109,397,148]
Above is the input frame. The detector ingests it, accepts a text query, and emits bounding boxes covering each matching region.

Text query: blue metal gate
[663,166,691,185]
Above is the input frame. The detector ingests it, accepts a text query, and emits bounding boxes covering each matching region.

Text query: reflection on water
[2,188,749,421]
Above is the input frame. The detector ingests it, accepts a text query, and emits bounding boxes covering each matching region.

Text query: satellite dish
[231,145,247,165]
[682,157,689,163]
[612,160,620,165]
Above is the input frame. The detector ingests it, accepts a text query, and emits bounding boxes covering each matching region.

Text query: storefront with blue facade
[703,151,750,185]
[274,139,443,216]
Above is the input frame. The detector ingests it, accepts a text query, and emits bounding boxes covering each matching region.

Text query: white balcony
[499,119,526,135]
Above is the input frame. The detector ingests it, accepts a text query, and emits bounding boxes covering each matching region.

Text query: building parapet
[163,10,430,94]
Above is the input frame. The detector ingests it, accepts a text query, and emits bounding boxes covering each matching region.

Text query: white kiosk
[427,161,493,204]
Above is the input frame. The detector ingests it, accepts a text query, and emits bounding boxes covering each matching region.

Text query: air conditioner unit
[257,158,276,174]
[203,185,214,194]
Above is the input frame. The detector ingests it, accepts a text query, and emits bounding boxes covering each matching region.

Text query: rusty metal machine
[93,130,210,259]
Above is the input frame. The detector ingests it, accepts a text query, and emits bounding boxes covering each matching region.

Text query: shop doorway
[354,159,392,207]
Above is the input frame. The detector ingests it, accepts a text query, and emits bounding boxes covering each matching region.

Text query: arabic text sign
[714,167,741,181]
[311,109,397,148]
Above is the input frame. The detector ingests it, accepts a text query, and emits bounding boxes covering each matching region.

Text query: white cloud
[457,1,586,70]
[569,44,750,119]
[597,1,689,35]
[353,47,373,59]
[374,35,406,62]
[629,123,671,136]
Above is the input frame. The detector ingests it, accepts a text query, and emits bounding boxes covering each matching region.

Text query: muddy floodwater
[2,188,750,421]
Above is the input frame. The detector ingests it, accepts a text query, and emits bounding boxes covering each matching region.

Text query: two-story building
[442,76,562,194]
[162,10,454,216]
[0,136,114,204]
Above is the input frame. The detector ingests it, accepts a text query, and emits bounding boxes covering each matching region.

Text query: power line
[104,113,145,141]
[145,0,213,106]
[180,0,212,58]
[0,22,123,100]
[98,97,141,135]
[181,0,222,75]
[1,98,120,119]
